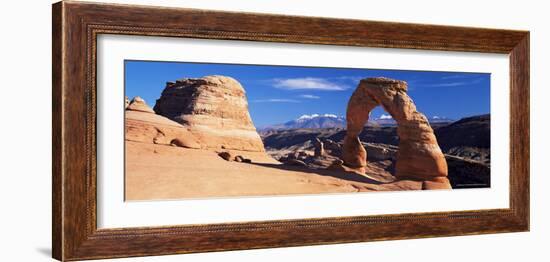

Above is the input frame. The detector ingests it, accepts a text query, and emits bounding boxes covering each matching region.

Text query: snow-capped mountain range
[260,113,453,130]
[262,114,346,130]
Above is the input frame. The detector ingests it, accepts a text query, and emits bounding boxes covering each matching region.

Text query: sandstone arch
[342,77,451,189]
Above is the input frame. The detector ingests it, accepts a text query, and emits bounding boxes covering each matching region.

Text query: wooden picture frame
[52,1,529,261]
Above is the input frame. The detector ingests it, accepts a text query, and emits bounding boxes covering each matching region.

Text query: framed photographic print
[52,1,529,261]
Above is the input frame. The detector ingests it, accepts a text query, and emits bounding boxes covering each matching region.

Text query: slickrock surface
[126,97,201,149]
[343,77,450,189]
[153,76,265,152]
[125,141,422,200]
[124,88,420,200]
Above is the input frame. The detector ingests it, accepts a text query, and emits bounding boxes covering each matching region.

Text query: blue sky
[125,60,490,127]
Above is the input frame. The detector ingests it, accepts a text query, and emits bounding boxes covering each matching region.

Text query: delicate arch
[342,77,450,189]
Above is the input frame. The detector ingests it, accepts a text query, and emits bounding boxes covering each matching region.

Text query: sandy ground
[125,141,422,201]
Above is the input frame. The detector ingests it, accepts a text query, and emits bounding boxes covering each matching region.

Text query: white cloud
[273,77,348,91]
[429,82,470,87]
[299,94,321,99]
[440,75,469,80]
[424,77,484,88]
[379,114,393,119]
[333,76,364,82]
[252,98,300,103]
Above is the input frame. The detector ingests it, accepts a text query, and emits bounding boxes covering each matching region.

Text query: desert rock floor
[125,141,422,201]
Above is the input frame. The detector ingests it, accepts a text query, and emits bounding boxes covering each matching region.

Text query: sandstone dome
[153,75,265,152]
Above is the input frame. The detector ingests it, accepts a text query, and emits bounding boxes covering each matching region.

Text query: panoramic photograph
[124,60,491,201]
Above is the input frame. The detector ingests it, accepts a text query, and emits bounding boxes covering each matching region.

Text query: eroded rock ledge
[125,96,201,149]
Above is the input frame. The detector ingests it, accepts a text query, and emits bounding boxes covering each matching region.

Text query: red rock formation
[127,96,155,113]
[313,138,325,157]
[153,76,265,152]
[126,97,201,149]
[342,77,450,189]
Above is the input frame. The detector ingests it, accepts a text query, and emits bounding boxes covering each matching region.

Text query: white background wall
[0,0,547,261]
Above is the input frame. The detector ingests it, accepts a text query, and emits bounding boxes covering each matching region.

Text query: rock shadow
[247,162,385,185]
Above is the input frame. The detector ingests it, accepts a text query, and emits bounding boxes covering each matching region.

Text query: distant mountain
[428,116,454,124]
[372,114,396,126]
[261,114,347,130]
[374,115,454,126]
[260,113,453,131]
[261,114,488,153]
[434,114,490,151]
